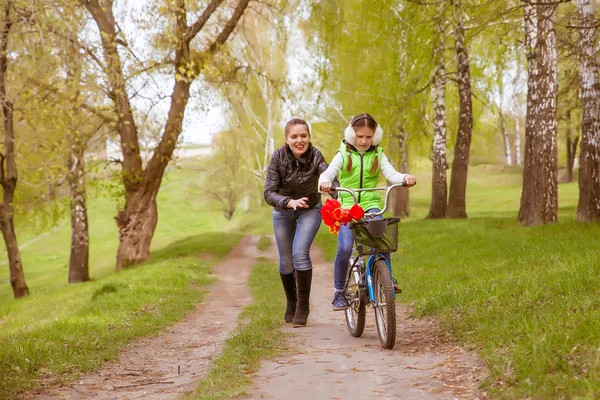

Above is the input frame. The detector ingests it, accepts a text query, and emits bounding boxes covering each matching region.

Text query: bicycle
[334,184,403,349]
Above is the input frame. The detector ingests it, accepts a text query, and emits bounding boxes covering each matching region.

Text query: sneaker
[332,291,348,311]
[392,277,402,294]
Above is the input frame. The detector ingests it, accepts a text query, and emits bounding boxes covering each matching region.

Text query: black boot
[292,269,312,328]
[280,272,297,323]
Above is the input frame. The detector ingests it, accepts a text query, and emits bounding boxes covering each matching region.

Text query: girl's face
[354,126,375,151]
[286,124,310,158]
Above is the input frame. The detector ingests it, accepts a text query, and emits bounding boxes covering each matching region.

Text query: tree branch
[186,0,225,41]
[25,75,115,124]
[207,0,252,54]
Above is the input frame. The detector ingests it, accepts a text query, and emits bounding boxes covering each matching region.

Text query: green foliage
[91,282,123,300]
[306,0,437,160]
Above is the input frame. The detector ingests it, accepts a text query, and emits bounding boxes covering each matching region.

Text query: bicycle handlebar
[332,183,405,217]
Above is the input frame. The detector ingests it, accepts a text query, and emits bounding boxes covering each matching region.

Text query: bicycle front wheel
[372,259,396,349]
[345,264,366,337]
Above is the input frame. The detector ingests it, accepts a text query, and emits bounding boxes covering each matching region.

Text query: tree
[427,24,448,219]
[446,0,474,219]
[576,0,600,221]
[0,0,28,298]
[216,3,287,208]
[198,130,246,220]
[80,0,251,269]
[518,1,559,226]
[390,125,410,217]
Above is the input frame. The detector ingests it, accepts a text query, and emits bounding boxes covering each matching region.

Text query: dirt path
[22,235,488,400]
[243,244,489,399]
[24,236,259,400]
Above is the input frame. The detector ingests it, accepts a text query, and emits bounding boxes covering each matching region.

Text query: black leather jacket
[264,143,336,210]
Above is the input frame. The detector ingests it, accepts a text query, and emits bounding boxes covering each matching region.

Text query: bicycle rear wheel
[372,259,396,349]
[345,263,366,337]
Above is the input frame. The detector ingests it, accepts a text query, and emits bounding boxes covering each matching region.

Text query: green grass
[315,165,600,398]
[0,162,276,399]
[0,164,273,303]
[2,160,599,399]
[0,231,243,398]
[256,236,272,252]
[188,257,287,399]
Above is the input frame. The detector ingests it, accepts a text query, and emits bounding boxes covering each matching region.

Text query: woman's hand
[288,197,309,210]
[403,175,417,187]
[319,182,333,193]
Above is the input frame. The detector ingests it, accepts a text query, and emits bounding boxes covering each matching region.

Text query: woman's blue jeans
[273,206,322,274]
[333,208,390,291]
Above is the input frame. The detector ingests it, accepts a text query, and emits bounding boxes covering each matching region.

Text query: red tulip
[349,204,365,220]
[321,209,335,226]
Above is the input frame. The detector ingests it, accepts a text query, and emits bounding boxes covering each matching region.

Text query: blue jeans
[273,206,322,274]
[333,208,390,291]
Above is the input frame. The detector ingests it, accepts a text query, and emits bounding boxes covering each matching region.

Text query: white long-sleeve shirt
[318,151,407,187]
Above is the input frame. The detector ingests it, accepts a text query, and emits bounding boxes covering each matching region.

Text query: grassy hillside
[0,163,272,398]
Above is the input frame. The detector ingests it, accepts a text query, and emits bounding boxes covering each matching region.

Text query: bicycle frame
[351,244,395,303]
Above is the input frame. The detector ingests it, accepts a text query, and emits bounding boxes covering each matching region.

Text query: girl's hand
[288,197,309,210]
[403,175,417,187]
[319,182,333,193]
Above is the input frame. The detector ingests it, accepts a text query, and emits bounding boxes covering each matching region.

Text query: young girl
[319,113,417,310]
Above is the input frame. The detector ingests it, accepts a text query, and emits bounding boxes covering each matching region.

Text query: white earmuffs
[344,116,384,146]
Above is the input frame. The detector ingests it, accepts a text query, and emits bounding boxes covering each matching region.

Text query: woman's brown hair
[346,113,379,173]
[284,118,310,137]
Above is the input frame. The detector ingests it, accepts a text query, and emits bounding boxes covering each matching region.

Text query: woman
[264,118,335,327]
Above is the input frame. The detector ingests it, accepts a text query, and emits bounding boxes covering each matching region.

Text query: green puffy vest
[337,141,384,211]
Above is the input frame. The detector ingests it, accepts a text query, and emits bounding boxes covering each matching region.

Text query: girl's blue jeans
[333,208,390,291]
[272,205,322,274]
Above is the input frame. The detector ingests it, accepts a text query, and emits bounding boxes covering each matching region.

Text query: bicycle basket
[350,217,400,254]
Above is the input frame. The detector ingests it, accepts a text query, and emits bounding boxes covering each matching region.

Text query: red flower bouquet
[321,199,365,235]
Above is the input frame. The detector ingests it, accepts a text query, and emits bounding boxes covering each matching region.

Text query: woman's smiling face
[286,124,310,158]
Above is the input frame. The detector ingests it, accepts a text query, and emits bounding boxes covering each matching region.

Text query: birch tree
[518,1,559,226]
[427,25,448,219]
[447,0,473,219]
[576,0,600,221]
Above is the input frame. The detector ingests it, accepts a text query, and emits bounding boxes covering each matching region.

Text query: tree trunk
[515,114,522,166]
[512,51,523,167]
[518,3,538,222]
[68,141,90,283]
[577,0,600,221]
[427,26,447,219]
[518,2,559,226]
[391,127,410,218]
[116,190,159,269]
[0,1,29,298]
[116,77,192,269]
[565,108,578,183]
[501,117,512,166]
[497,76,513,166]
[82,0,251,269]
[447,1,473,219]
